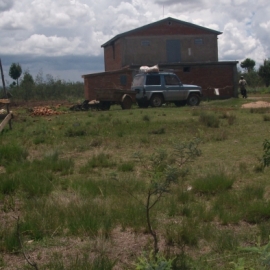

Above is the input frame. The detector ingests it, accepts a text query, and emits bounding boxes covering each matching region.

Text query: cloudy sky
[0,0,269,84]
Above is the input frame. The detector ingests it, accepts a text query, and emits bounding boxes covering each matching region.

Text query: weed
[244,200,270,224]
[0,144,28,166]
[79,153,116,173]
[149,127,166,134]
[64,126,86,137]
[213,230,239,253]
[118,162,134,172]
[142,115,150,121]
[250,107,270,114]
[263,114,270,121]
[199,112,220,128]
[262,139,270,168]
[90,138,102,147]
[0,174,18,195]
[135,251,174,270]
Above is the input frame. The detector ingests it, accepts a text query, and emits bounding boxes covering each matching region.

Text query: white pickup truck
[131,71,202,108]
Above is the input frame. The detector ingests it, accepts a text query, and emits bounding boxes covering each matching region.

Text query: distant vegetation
[2,67,84,102]
[0,58,270,103]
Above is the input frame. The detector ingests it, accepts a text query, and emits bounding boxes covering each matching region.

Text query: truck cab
[131,71,202,108]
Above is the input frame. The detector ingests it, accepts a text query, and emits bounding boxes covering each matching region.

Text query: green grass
[1,97,270,269]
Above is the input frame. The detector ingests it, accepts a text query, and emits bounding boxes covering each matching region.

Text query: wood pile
[30,106,63,116]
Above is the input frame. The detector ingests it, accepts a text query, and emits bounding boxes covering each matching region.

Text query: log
[0,113,12,132]
[0,99,10,104]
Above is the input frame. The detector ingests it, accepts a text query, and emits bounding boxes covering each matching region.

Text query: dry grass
[1,97,270,269]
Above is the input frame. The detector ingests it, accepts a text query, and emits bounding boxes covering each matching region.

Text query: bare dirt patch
[241,101,270,108]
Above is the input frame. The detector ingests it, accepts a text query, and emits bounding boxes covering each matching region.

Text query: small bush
[199,112,220,128]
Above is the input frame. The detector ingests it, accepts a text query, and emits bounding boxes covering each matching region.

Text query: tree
[20,71,35,101]
[240,58,256,73]
[9,63,22,86]
[258,59,270,87]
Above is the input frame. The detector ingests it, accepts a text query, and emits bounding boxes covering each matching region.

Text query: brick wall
[104,20,219,71]
[83,69,134,101]
[82,62,238,101]
[104,40,123,71]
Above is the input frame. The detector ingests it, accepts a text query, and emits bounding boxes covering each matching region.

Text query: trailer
[94,88,136,110]
[70,88,136,111]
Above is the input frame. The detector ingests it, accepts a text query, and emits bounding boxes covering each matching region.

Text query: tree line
[3,63,84,101]
[239,58,270,88]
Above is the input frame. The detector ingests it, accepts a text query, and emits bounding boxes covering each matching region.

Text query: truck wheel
[99,101,111,110]
[174,101,186,107]
[150,95,164,107]
[121,95,133,110]
[187,94,200,106]
[137,100,149,108]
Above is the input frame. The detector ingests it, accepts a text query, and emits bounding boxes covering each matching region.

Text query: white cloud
[0,0,14,12]
[0,0,270,81]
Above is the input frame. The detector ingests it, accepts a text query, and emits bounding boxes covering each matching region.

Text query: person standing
[239,76,247,98]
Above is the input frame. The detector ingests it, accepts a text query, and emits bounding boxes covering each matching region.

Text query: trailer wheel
[99,101,111,110]
[121,95,133,110]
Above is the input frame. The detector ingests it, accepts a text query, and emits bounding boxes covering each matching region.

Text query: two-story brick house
[82,17,238,101]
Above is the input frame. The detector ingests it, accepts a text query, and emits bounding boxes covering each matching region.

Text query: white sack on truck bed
[139,65,159,73]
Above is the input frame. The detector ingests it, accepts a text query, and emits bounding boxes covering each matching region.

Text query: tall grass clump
[79,153,116,173]
[43,253,116,270]
[199,112,220,128]
[192,171,235,195]
[0,144,28,166]
[244,200,270,224]
[0,174,18,195]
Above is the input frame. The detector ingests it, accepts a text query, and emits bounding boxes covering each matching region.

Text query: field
[1,95,270,269]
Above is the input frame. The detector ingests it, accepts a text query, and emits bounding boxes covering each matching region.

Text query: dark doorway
[166,40,181,63]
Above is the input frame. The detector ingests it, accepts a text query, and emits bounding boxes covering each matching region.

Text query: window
[164,75,179,85]
[183,67,191,72]
[194,38,203,45]
[146,75,161,85]
[120,75,127,86]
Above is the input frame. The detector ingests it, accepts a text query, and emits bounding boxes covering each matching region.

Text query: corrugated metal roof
[101,17,222,48]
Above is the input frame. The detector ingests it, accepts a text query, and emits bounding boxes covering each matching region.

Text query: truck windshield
[132,75,144,87]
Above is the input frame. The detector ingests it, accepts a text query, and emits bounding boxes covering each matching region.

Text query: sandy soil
[241,100,270,108]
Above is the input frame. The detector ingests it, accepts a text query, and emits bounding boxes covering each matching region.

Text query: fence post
[0,58,12,130]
